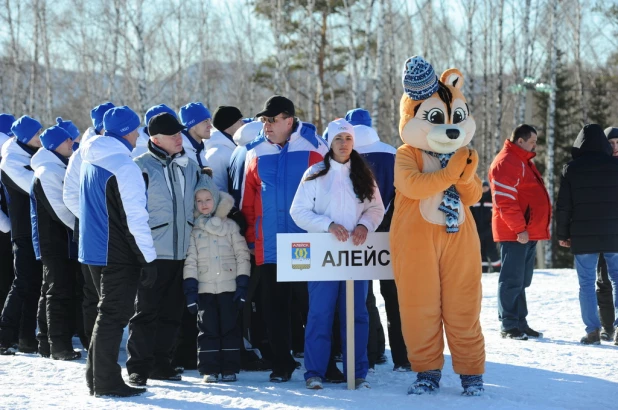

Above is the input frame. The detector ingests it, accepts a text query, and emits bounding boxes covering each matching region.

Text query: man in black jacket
[0,116,44,355]
[596,127,618,342]
[80,106,158,397]
[556,124,618,346]
[470,181,501,273]
[30,126,81,360]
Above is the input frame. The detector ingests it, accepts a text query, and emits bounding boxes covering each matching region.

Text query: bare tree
[359,0,376,108]
[572,0,587,124]
[342,0,359,107]
[463,0,477,111]
[40,0,53,123]
[544,0,560,268]
[494,0,505,154]
[28,0,40,115]
[371,0,385,128]
[516,0,532,125]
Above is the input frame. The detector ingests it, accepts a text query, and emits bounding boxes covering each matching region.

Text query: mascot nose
[446,129,460,140]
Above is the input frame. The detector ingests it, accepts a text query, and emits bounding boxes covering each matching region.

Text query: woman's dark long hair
[305,149,377,203]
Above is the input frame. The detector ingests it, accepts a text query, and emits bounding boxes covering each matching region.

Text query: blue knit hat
[402,56,439,101]
[0,113,16,136]
[102,106,140,138]
[145,104,177,126]
[40,126,72,151]
[179,102,211,130]
[11,115,42,144]
[56,117,80,140]
[90,102,115,133]
[345,108,372,127]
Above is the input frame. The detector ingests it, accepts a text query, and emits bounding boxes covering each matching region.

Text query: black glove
[140,262,158,289]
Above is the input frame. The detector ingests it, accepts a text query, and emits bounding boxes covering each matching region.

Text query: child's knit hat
[194,168,220,217]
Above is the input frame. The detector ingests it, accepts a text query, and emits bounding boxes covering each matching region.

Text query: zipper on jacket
[166,161,179,260]
[255,215,261,240]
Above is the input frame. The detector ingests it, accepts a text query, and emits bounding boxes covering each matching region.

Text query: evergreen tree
[535,49,580,268]
[586,75,611,128]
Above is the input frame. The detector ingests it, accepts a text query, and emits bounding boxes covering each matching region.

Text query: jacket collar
[504,139,536,162]
[15,139,39,157]
[330,157,351,172]
[182,130,204,154]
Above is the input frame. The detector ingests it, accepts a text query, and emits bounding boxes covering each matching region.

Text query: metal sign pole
[346,280,355,390]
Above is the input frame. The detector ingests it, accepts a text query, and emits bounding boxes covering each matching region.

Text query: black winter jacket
[470,190,493,241]
[556,124,618,254]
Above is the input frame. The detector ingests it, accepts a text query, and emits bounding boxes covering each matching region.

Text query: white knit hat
[326,118,355,149]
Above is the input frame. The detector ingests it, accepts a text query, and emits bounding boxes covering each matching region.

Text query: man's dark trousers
[0,231,14,310]
[0,237,43,346]
[127,259,185,376]
[85,264,139,393]
[39,257,78,354]
[259,263,297,376]
[498,241,537,331]
[596,254,615,332]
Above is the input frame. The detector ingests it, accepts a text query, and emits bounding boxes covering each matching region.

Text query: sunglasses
[259,114,291,124]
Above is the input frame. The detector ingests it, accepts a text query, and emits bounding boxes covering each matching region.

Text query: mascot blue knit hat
[402,56,439,101]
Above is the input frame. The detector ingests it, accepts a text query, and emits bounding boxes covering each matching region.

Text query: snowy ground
[1,269,617,409]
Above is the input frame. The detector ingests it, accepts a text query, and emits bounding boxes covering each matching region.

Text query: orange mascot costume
[390,56,485,396]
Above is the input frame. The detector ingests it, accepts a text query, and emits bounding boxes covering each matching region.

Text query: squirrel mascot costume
[390,56,486,396]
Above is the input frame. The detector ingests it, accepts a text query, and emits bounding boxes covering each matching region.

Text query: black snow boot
[408,370,441,395]
[580,329,601,345]
[18,338,39,354]
[500,328,528,340]
[94,384,147,398]
[52,350,82,361]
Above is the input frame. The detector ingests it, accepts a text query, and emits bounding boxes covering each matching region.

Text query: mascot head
[399,56,476,154]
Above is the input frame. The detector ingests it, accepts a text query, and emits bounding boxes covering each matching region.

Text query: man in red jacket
[488,124,551,341]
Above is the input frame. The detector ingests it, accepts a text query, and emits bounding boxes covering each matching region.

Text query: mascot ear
[440,68,464,90]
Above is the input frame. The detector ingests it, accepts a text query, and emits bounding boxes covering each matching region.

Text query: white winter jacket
[183,192,250,294]
[204,130,236,193]
[31,148,75,230]
[63,127,97,218]
[290,158,385,233]
[0,133,12,233]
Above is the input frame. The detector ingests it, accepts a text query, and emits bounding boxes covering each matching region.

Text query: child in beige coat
[183,175,250,383]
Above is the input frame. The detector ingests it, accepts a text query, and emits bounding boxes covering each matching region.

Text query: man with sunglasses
[240,95,328,382]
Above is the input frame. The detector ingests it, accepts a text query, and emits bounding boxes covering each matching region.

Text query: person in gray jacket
[127,112,203,385]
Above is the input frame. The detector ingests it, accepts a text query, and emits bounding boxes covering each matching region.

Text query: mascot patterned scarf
[424,150,460,233]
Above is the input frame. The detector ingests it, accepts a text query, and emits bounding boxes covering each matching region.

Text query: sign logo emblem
[291,242,310,270]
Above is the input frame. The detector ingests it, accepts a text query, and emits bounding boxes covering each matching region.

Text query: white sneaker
[203,374,219,383]
[306,377,323,390]
[355,378,371,389]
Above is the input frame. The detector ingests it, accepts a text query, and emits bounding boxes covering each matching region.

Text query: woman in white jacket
[290,119,384,390]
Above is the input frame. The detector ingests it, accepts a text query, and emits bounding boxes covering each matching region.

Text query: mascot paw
[445,147,470,181]
[459,149,479,182]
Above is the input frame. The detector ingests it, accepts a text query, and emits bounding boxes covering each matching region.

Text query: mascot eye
[422,108,445,124]
[453,107,467,124]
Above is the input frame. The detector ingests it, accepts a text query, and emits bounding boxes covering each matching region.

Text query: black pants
[126,259,184,376]
[85,264,139,392]
[597,254,615,331]
[37,257,79,354]
[0,232,14,310]
[0,236,43,346]
[197,292,241,374]
[172,306,199,370]
[367,281,385,367]
[259,263,297,375]
[240,256,272,367]
[81,262,98,347]
[379,280,409,366]
[291,281,308,355]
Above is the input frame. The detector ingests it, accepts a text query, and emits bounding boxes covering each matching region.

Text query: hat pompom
[402,56,439,101]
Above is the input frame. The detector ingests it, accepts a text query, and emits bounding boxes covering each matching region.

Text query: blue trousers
[304,280,369,381]
[498,241,537,331]
[575,253,618,333]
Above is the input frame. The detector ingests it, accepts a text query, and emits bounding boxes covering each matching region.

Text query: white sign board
[276,232,394,282]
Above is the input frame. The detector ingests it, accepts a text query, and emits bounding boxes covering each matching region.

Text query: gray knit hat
[194,172,220,217]
[402,56,439,101]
